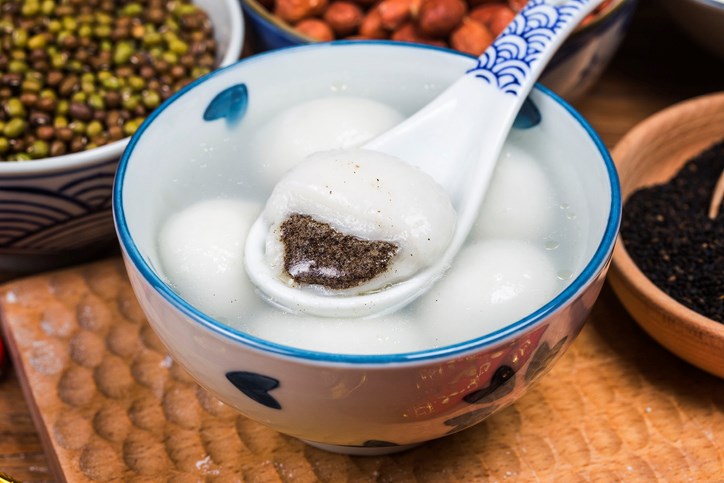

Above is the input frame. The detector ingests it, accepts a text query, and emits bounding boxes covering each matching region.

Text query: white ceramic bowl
[661,0,724,59]
[0,0,243,274]
[114,42,621,455]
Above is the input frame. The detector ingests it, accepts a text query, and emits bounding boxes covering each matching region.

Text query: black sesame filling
[280,214,398,290]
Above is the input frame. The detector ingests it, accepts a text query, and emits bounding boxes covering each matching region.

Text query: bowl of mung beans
[0,0,243,273]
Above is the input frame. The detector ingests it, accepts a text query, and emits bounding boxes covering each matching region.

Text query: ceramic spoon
[245,0,604,317]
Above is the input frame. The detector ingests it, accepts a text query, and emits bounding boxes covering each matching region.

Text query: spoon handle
[364,0,604,192]
[433,0,607,281]
[466,0,602,97]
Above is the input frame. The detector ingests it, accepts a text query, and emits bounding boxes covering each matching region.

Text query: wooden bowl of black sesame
[0,0,243,273]
[609,91,724,379]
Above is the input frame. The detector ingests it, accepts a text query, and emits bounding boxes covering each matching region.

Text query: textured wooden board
[0,258,722,481]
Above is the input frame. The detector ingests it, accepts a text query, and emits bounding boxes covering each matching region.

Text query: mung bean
[0,0,220,161]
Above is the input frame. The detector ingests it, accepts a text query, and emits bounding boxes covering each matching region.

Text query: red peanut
[295,18,336,40]
[377,0,415,31]
[261,0,608,58]
[507,0,528,12]
[359,8,390,38]
[417,0,467,37]
[450,17,494,55]
[275,0,328,23]
[469,3,515,36]
[392,21,447,46]
[324,1,364,36]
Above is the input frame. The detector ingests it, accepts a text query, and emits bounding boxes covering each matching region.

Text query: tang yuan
[416,239,558,345]
[158,199,262,320]
[155,92,589,355]
[241,310,430,354]
[262,148,457,294]
[472,146,558,241]
[248,96,404,189]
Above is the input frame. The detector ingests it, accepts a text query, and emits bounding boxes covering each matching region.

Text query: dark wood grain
[0,1,721,480]
[0,371,53,482]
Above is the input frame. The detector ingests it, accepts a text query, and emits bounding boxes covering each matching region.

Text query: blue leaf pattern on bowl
[513,98,542,129]
[463,365,516,404]
[444,404,501,435]
[442,365,517,434]
[466,0,588,95]
[226,371,281,409]
[203,83,249,127]
[524,336,568,383]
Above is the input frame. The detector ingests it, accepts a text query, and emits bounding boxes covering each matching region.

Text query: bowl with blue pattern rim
[240,0,637,102]
[0,0,243,275]
[114,41,621,455]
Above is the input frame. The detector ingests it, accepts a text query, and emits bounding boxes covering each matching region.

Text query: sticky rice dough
[242,310,430,354]
[262,148,457,294]
[416,239,558,345]
[249,96,405,189]
[158,199,262,320]
[473,146,558,241]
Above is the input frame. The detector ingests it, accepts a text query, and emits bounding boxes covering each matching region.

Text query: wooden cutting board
[0,258,722,481]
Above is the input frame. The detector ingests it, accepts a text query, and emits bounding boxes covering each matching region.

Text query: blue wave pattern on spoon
[466,0,588,95]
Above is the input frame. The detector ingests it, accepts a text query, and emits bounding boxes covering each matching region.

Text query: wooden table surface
[0,1,722,481]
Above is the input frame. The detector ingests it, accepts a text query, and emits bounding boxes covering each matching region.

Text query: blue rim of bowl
[240,0,631,45]
[113,40,622,366]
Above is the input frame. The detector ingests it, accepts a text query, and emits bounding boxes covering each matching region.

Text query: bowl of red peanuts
[240,0,636,101]
[0,0,243,274]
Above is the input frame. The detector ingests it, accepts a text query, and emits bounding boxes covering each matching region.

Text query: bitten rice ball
[262,148,457,294]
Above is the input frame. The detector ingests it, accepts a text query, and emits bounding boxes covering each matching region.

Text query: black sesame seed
[280,214,399,290]
[621,138,724,323]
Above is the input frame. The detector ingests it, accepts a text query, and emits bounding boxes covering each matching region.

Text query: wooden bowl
[609,91,724,378]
